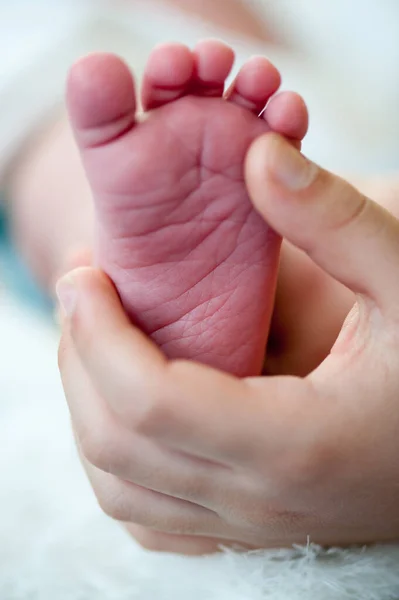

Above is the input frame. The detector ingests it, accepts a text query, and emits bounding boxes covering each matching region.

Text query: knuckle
[332,190,369,233]
[96,482,132,522]
[180,476,210,504]
[134,359,191,438]
[134,380,176,438]
[157,514,202,536]
[98,483,203,534]
[96,483,156,528]
[134,509,187,534]
[128,527,165,552]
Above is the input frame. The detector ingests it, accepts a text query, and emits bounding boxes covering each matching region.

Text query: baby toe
[142,43,195,111]
[225,56,281,115]
[67,53,137,149]
[191,39,235,97]
[263,91,309,141]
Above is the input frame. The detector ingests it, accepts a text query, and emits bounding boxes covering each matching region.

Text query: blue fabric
[0,199,53,314]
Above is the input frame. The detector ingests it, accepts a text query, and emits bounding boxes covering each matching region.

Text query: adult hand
[57,134,399,554]
[264,169,399,378]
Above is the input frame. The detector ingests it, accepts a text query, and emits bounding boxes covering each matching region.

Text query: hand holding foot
[58,139,399,552]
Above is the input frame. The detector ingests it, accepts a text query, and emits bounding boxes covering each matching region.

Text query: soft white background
[1,1,399,597]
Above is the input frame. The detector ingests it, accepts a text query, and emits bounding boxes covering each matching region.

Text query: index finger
[57,268,167,417]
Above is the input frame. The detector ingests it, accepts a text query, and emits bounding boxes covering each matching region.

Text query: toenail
[273,138,318,191]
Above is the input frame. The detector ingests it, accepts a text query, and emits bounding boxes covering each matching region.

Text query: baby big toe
[67,53,137,149]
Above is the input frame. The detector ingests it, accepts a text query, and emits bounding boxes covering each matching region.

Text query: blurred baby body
[1,0,398,178]
[142,0,399,171]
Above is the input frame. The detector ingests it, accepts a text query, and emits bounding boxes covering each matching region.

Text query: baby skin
[67,40,308,377]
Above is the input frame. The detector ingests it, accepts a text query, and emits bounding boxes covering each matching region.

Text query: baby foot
[67,41,308,377]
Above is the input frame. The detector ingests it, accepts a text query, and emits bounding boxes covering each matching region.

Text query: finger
[59,328,232,508]
[245,134,399,312]
[225,55,281,114]
[81,460,225,537]
[263,92,309,142]
[67,53,137,149]
[141,43,194,111]
[191,39,235,97]
[125,526,252,555]
[59,323,145,476]
[56,267,168,420]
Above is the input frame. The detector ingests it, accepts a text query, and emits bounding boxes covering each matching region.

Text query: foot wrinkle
[234,208,261,247]
[97,174,197,210]
[105,208,204,239]
[156,315,227,348]
[97,172,198,215]
[141,259,257,321]
[183,220,234,265]
[116,212,255,240]
[189,84,225,97]
[162,114,200,166]
[152,292,233,339]
[83,114,136,150]
[140,225,263,294]
[155,258,224,308]
[98,195,181,215]
[143,274,236,331]
[200,161,244,185]
[148,81,190,92]
[159,323,247,364]
[228,92,264,114]
[147,273,253,339]
[106,208,234,265]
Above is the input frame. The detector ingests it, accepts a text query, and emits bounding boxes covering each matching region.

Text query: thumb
[245,134,399,312]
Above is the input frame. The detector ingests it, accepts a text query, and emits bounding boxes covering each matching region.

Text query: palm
[265,241,353,376]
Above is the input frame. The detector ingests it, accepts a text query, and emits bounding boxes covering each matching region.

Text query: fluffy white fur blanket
[2,295,399,599]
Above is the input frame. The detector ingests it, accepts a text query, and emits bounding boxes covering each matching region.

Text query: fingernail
[273,138,318,191]
[56,275,77,318]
